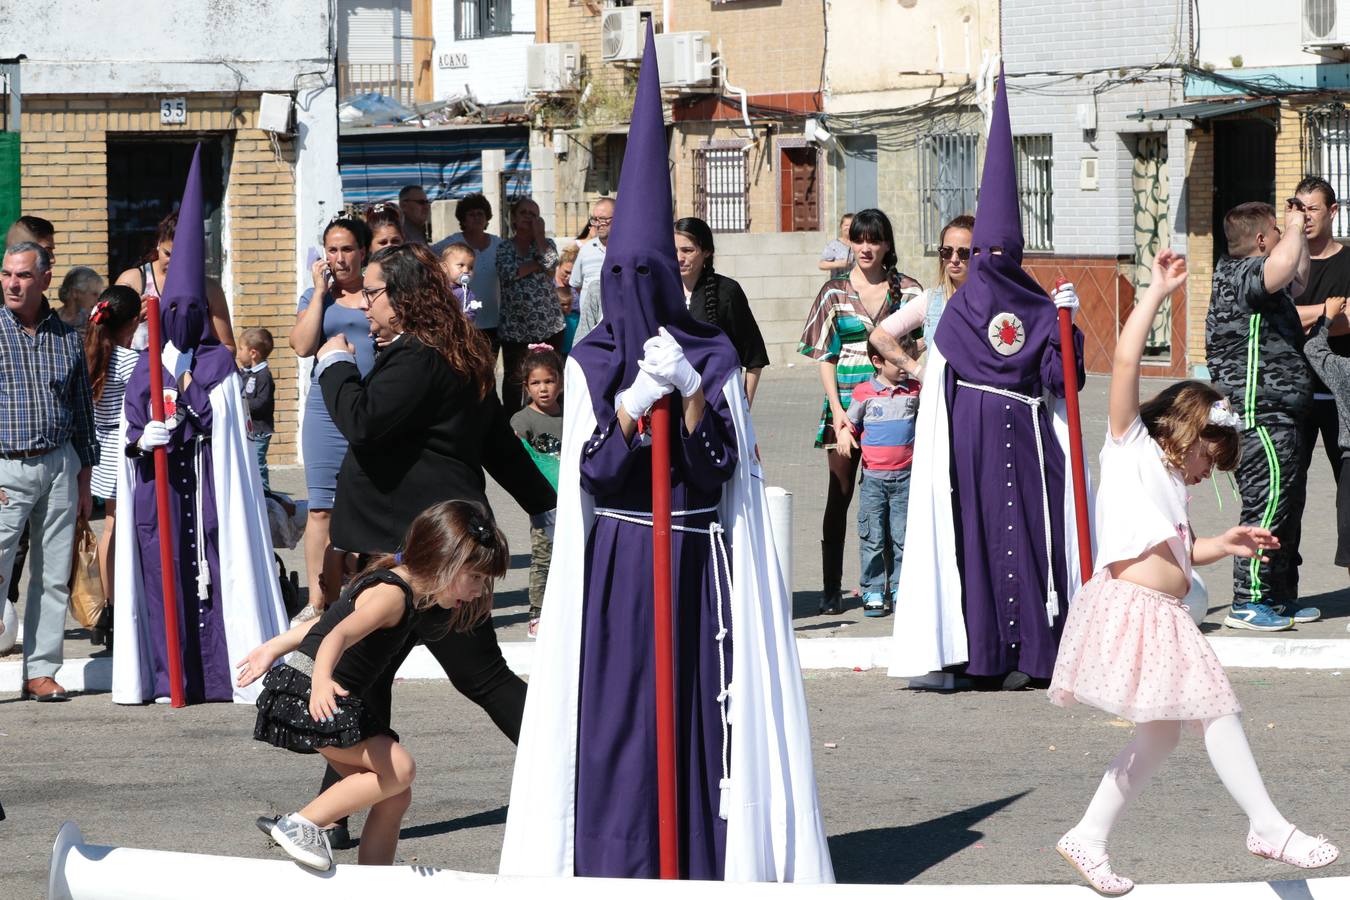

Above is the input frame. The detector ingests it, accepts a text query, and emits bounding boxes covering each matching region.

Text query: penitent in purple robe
[123,348,239,701]
[934,290,1083,679]
[573,402,739,878]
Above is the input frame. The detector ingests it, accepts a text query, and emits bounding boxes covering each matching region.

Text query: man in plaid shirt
[0,241,98,701]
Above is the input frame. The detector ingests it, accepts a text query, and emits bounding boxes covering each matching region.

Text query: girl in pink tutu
[1048,248,1339,894]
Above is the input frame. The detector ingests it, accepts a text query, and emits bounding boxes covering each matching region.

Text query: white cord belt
[593,505,734,820]
[192,437,211,603]
[954,381,1059,625]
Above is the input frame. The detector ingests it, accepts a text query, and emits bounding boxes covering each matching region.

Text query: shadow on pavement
[400,805,508,841]
[828,791,1030,884]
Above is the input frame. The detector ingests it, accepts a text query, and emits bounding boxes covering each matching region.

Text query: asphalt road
[5,669,1349,897]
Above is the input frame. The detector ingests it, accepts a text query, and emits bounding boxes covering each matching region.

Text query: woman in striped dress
[86,285,143,638]
[798,209,922,614]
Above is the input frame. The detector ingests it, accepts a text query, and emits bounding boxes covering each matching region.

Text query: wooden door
[779,146,819,232]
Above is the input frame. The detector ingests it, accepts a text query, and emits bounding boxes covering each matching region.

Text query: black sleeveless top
[296,569,417,693]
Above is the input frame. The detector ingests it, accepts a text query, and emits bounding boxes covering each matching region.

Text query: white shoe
[270,812,333,871]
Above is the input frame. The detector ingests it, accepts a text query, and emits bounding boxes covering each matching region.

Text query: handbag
[68,517,105,629]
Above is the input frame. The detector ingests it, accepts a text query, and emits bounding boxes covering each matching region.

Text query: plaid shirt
[0,300,98,467]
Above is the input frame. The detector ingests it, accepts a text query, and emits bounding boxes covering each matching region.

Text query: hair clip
[527,343,553,352]
[1208,399,1243,431]
[469,518,495,545]
[90,300,111,324]
[393,552,404,564]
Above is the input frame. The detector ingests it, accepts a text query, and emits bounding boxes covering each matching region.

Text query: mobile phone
[322,264,335,288]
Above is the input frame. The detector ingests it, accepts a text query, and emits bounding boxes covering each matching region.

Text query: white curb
[5,634,1350,694]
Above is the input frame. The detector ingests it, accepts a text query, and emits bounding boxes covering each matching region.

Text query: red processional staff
[1055,277,1093,585]
[143,296,187,709]
[648,395,679,878]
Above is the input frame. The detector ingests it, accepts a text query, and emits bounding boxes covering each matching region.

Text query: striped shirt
[797,276,920,448]
[0,301,98,467]
[846,377,921,475]
[91,345,139,499]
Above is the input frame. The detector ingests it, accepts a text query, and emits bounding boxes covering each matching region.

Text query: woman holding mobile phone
[291,215,377,621]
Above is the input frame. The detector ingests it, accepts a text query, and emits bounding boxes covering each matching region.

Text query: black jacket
[688,271,771,371]
[321,334,556,554]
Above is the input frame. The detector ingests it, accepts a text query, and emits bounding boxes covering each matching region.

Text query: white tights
[1069,714,1315,858]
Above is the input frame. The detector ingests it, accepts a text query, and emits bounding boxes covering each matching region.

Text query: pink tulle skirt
[1048,570,1242,723]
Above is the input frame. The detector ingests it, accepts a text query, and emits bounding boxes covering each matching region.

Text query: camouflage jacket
[1205,255,1312,427]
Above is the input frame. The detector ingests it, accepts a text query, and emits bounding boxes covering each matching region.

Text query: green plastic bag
[522,438,559,490]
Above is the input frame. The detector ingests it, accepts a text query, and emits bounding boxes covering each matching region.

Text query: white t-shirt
[569,236,606,299]
[433,232,502,329]
[1093,416,1193,580]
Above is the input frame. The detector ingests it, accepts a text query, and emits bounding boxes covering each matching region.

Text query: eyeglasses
[590,216,613,225]
[939,246,971,261]
[361,286,387,304]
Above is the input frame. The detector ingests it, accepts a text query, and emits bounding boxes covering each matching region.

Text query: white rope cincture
[192,437,211,602]
[955,381,1059,625]
[593,506,734,820]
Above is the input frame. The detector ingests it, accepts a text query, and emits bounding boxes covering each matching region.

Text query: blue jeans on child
[253,432,272,492]
[857,470,911,594]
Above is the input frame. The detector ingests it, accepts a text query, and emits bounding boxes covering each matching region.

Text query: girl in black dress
[237,500,508,871]
[674,216,770,404]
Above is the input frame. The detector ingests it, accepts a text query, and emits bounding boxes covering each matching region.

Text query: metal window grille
[1015,134,1054,251]
[1303,106,1350,238]
[456,0,511,39]
[694,147,749,233]
[919,133,978,248]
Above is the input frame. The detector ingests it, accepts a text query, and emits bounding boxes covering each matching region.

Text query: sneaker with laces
[1267,604,1321,624]
[1223,603,1294,632]
[269,812,333,871]
[862,591,888,617]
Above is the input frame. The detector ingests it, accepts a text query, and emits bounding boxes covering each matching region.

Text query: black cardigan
[688,272,771,371]
[320,334,556,554]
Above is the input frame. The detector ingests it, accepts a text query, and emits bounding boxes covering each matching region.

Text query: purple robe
[573,400,739,879]
[933,271,1085,679]
[123,346,239,702]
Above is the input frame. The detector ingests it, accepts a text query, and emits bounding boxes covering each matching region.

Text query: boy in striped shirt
[837,334,922,617]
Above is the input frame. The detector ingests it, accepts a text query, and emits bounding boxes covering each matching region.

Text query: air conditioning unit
[1303,0,1350,50]
[527,42,581,93]
[654,32,714,88]
[601,7,646,62]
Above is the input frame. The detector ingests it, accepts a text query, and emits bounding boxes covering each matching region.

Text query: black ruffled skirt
[252,662,396,754]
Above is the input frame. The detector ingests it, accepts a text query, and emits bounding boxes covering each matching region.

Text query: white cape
[888,345,1094,678]
[112,371,289,704]
[500,356,834,883]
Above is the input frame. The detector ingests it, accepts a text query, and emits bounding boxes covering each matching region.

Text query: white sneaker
[269,812,333,871]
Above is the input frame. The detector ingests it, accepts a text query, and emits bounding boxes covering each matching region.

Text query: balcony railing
[338,62,415,107]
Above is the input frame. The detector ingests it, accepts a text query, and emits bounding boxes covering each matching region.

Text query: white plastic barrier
[49,821,1350,900]
[765,486,793,599]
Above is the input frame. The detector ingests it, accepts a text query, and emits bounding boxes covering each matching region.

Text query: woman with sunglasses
[291,215,376,620]
[872,215,974,367]
[798,208,923,615]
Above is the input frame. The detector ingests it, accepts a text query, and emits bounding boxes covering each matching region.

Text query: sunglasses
[938,246,971,261]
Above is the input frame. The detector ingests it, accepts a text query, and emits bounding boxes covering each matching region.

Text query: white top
[91,345,139,500]
[568,236,606,298]
[432,232,502,329]
[1093,416,1192,580]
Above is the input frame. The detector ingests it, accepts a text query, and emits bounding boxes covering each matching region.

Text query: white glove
[1052,282,1080,319]
[618,368,674,419]
[638,327,702,396]
[137,420,171,451]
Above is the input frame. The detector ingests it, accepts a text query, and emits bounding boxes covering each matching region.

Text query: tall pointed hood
[159,143,213,351]
[934,64,1065,381]
[570,22,738,419]
[970,65,1023,264]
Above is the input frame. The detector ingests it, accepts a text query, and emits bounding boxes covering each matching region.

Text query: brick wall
[18,93,302,457]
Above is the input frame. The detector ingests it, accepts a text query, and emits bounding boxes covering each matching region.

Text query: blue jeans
[253,431,272,492]
[857,470,911,594]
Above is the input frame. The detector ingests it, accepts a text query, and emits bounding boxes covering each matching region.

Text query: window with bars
[1303,106,1350,238]
[694,146,749,232]
[1015,134,1054,251]
[919,133,978,248]
[456,0,512,39]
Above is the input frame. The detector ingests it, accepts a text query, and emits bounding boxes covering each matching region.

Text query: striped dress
[91,345,139,500]
[797,278,904,448]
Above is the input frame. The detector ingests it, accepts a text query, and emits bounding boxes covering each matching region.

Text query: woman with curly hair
[311,241,556,849]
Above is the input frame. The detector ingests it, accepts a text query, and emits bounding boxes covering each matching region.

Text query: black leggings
[821,449,860,590]
[319,618,526,796]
